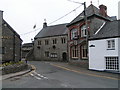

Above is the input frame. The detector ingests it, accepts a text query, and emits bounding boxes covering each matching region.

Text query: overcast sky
[0,0,119,43]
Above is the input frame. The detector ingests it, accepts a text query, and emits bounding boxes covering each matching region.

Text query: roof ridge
[67,4,99,26]
[47,23,67,27]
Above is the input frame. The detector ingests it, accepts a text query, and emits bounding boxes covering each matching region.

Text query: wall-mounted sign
[89,45,95,47]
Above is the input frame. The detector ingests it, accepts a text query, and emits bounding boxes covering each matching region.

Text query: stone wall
[2,20,22,63]
[0,11,3,63]
[34,35,68,61]
[2,63,29,75]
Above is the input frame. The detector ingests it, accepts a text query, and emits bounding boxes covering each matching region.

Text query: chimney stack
[99,4,107,17]
[43,19,47,28]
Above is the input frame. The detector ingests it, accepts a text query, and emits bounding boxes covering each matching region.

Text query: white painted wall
[118,1,120,19]
[89,38,119,71]
[118,38,120,71]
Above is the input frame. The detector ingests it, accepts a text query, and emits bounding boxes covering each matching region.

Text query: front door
[62,52,67,62]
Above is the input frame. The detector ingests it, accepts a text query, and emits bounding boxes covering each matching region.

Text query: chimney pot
[43,22,47,28]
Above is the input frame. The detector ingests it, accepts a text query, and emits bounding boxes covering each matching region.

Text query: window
[45,51,49,57]
[81,45,88,59]
[0,47,5,54]
[61,38,66,44]
[53,38,57,44]
[71,46,78,58]
[50,53,57,58]
[38,40,41,45]
[105,57,119,71]
[81,25,87,37]
[107,40,115,50]
[71,28,78,40]
[45,40,49,45]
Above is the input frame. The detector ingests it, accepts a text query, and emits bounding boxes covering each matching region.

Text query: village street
[2,61,119,88]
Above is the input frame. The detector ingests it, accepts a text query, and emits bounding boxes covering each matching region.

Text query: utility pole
[83,2,89,55]
[68,0,89,58]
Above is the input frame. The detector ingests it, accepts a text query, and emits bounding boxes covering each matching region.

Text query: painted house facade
[89,20,120,72]
[34,22,68,61]
[0,11,22,63]
[67,4,113,67]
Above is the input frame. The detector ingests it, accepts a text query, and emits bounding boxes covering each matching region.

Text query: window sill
[71,57,78,60]
[81,57,88,60]
[107,49,115,50]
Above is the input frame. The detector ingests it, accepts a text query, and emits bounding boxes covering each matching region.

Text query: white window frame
[81,45,88,59]
[38,40,41,45]
[105,57,119,71]
[61,37,66,44]
[50,53,57,58]
[45,51,49,57]
[71,28,78,40]
[71,46,78,59]
[81,25,87,37]
[45,39,49,45]
[107,40,115,50]
[53,38,57,44]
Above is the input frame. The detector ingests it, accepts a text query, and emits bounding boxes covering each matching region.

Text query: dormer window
[71,28,78,40]
[81,25,87,37]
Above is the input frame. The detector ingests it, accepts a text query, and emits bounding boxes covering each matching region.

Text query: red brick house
[67,4,115,67]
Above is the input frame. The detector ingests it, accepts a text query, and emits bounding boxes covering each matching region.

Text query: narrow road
[2,61,119,88]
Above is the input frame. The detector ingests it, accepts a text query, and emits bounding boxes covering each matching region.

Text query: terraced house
[89,20,120,72]
[67,4,116,67]
[0,11,22,63]
[34,22,68,62]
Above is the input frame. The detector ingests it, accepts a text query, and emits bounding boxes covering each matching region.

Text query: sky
[0,0,119,43]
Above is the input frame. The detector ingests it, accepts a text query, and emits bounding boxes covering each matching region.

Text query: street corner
[1,64,34,80]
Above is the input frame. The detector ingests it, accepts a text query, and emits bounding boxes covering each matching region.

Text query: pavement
[49,62,119,80]
[1,61,119,80]
[1,64,34,80]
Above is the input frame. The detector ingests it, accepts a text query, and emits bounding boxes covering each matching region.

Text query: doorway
[62,52,67,62]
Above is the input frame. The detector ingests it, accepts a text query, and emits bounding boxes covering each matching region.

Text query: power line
[20,27,41,36]
[48,4,83,25]
[20,5,83,36]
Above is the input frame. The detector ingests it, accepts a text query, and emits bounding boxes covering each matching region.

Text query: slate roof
[22,43,33,48]
[35,23,68,39]
[67,4,111,26]
[3,19,22,41]
[89,20,120,40]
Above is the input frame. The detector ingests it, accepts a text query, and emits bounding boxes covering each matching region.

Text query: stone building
[22,43,33,59]
[0,11,22,63]
[34,22,68,61]
[67,4,114,67]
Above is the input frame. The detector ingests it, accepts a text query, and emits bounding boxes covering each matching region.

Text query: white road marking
[34,76,41,80]
[30,73,41,80]
[61,84,68,87]
[30,71,48,80]
[30,73,34,76]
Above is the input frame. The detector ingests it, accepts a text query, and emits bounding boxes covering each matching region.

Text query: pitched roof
[35,23,68,39]
[22,43,33,48]
[89,20,120,40]
[3,19,22,41]
[67,4,111,26]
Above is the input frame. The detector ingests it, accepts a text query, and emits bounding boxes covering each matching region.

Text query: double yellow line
[51,63,119,80]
